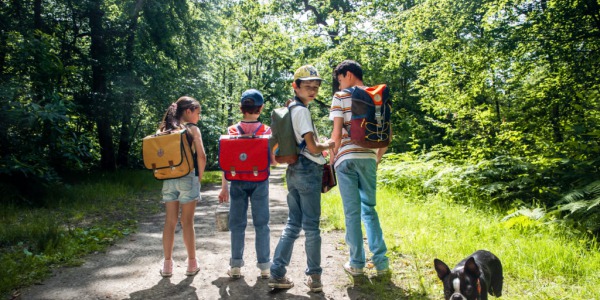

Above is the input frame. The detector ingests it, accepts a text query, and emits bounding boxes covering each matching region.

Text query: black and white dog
[434,250,503,300]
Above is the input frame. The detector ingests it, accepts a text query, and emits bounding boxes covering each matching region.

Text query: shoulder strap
[236,124,245,135]
[287,101,307,150]
[184,123,198,148]
[252,123,263,135]
[237,123,263,136]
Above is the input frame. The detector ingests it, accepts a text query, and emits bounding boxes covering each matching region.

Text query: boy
[268,65,335,293]
[329,60,390,278]
[219,89,272,279]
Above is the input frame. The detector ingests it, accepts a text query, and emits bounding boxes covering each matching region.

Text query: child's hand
[218,188,229,203]
[323,139,335,149]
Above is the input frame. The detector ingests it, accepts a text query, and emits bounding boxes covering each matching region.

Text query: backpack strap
[236,123,263,136]
[236,124,245,135]
[340,87,357,134]
[287,100,307,150]
[185,123,199,176]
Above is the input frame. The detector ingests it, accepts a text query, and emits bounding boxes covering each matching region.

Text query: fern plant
[553,180,600,235]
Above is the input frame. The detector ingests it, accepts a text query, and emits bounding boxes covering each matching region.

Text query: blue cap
[240,89,264,106]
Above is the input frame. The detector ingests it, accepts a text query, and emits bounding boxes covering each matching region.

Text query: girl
[158,96,206,277]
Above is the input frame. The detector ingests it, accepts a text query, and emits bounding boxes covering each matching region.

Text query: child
[158,96,206,277]
[218,89,272,279]
[330,60,390,278]
[268,66,335,293]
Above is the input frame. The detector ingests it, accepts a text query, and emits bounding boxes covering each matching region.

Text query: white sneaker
[260,269,270,279]
[228,267,241,278]
[343,262,364,276]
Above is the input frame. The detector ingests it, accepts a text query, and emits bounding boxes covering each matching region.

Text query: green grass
[0,170,222,298]
[321,185,600,299]
[3,165,598,299]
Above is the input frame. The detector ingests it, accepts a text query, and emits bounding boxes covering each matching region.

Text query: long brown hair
[159,96,200,132]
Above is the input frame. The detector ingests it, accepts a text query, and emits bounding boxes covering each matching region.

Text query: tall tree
[88,0,115,170]
[116,0,145,167]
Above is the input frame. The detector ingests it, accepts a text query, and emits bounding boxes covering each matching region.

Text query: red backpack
[219,124,270,182]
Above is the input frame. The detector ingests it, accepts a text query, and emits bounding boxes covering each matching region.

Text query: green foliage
[1,0,598,241]
[0,96,97,203]
[553,180,600,234]
[321,173,600,299]
[0,170,160,297]
[379,152,600,237]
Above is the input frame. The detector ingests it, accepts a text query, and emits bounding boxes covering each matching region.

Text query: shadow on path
[19,165,412,299]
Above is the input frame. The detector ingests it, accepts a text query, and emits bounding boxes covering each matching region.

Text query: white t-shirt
[329,88,377,168]
[290,100,326,165]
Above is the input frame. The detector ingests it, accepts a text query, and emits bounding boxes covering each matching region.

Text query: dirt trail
[20,165,379,300]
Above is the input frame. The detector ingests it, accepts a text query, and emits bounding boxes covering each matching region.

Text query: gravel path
[20,165,379,300]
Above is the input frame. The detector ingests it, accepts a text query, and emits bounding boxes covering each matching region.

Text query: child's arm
[330,117,344,158]
[218,173,229,203]
[190,126,206,182]
[270,147,278,166]
[303,132,335,154]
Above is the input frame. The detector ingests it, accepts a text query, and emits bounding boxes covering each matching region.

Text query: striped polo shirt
[329,87,377,168]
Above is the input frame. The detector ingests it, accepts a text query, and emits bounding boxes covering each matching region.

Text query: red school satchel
[218,124,271,182]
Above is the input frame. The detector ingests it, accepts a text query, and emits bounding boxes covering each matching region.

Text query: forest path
[20,165,380,300]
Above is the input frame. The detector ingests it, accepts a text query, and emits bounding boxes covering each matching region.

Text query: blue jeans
[336,158,389,271]
[229,180,271,270]
[271,155,323,278]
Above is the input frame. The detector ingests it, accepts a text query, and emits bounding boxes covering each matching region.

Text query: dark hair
[159,96,200,131]
[333,60,363,81]
[241,98,262,114]
[294,79,322,88]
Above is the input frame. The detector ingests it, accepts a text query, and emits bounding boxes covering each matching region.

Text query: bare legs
[163,200,197,261]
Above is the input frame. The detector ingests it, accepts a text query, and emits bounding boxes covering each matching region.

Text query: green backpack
[268,102,306,164]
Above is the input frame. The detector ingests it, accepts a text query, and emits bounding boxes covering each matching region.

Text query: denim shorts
[161,172,200,204]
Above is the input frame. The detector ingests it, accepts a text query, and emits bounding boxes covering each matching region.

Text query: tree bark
[89,0,116,170]
[117,0,145,168]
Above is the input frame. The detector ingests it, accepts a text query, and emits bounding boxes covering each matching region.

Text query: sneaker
[375,268,392,280]
[305,274,323,293]
[228,267,242,279]
[343,262,364,276]
[260,269,270,279]
[160,259,173,277]
[268,276,294,289]
[185,258,200,276]
[377,268,390,276]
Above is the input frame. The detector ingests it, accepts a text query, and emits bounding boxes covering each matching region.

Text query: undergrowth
[321,153,600,299]
[0,170,221,298]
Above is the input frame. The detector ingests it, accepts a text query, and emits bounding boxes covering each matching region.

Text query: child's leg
[250,181,270,270]
[180,200,198,260]
[163,201,181,260]
[229,182,249,268]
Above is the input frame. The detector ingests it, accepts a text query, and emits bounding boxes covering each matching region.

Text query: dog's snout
[451,294,466,300]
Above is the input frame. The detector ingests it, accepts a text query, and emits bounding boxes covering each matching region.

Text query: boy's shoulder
[227,122,271,135]
[334,89,352,99]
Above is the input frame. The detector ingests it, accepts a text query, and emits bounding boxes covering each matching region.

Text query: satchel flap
[218,135,270,173]
[142,129,187,169]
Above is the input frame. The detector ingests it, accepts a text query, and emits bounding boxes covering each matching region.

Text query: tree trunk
[34,0,43,30]
[32,0,44,103]
[89,0,116,171]
[117,0,145,168]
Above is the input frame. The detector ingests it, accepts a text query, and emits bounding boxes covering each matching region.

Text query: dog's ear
[434,259,451,280]
[464,257,481,277]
